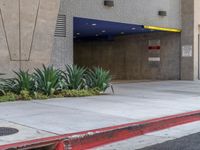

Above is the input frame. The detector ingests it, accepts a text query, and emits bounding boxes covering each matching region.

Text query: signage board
[148,40,161,50]
[148,57,160,62]
[182,45,192,57]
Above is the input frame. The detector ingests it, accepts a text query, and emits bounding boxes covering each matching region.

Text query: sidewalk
[1,81,200,148]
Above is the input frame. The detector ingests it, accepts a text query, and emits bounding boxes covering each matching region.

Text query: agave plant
[0,73,6,95]
[34,65,62,96]
[86,67,112,92]
[3,70,35,94]
[62,65,86,90]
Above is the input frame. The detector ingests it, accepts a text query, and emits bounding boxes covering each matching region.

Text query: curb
[2,110,200,150]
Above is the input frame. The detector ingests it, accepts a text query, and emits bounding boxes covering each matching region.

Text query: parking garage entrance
[74,17,181,81]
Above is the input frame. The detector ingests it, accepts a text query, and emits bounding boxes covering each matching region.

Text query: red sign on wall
[148,40,161,50]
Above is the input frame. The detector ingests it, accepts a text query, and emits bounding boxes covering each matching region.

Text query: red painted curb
[1,110,200,150]
[55,141,65,150]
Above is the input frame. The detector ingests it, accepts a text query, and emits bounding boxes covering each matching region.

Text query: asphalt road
[139,132,200,150]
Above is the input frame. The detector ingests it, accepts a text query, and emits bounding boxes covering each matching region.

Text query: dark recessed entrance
[73,17,181,81]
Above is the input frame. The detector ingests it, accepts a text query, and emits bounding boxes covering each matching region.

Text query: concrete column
[181,0,200,80]
[181,0,195,80]
[194,0,200,79]
[52,0,73,68]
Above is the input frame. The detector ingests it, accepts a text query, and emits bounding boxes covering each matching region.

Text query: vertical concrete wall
[194,0,200,80]
[181,0,200,80]
[51,0,73,68]
[75,32,180,80]
[0,0,60,76]
[181,0,194,80]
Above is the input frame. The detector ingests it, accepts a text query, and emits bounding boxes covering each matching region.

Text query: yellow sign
[144,26,181,33]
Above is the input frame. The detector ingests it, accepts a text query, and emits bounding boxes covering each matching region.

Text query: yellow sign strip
[144,25,181,33]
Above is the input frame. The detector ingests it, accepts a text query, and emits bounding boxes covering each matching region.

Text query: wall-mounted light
[158,11,167,16]
[104,0,114,7]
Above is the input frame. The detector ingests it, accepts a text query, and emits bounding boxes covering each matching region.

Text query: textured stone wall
[75,32,180,80]
[0,0,60,76]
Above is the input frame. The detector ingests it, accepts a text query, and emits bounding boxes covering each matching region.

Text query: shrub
[33,92,49,100]
[86,67,112,92]
[0,79,5,96]
[62,65,86,90]
[0,92,16,102]
[61,89,100,97]
[3,70,35,94]
[34,65,62,96]
[0,65,111,102]
[17,90,32,100]
[0,73,5,96]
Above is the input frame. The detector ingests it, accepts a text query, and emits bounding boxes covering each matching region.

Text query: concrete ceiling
[74,17,157,40]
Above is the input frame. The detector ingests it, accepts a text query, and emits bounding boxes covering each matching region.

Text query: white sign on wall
[182,45,193,57]
[148,57,160,62]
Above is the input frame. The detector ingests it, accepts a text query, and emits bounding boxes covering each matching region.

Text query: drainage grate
[0,127,19,136]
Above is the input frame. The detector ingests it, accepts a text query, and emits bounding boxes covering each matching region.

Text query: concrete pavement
[1,81,200,147]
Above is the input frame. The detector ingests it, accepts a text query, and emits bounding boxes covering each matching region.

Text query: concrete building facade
[0,0,199,80]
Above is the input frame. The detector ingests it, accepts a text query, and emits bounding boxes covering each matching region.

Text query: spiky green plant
[62,65,86,90]
[86,67,112,92]
[0,73,6,96]
[3,70,35,94]
[0,78,5,96]
[34,65,62,96]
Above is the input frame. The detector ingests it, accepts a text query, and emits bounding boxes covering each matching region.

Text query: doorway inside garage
[73,17,181,81]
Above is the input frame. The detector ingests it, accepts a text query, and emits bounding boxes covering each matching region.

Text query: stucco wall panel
[0,0,60,75]
[0,0,20,60]
[22,0,60,71]
[20,0,40,61]
[0,14,19,76]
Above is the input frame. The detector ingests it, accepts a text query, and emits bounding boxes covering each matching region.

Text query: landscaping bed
[0,65,111,102]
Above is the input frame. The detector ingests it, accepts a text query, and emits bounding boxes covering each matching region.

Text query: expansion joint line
[19,0,22,68]
[0,9,12,61]
[28,0,40,61]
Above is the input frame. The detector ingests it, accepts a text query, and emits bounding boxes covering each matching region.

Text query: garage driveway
[1,81,200,145]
